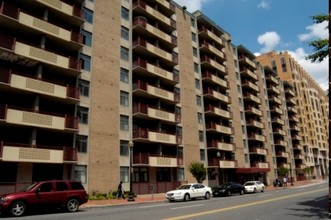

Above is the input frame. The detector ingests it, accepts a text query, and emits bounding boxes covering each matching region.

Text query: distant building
[0,0,327,195]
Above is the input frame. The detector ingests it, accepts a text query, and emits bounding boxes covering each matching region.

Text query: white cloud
[257,0,271,9]
[257,31,281,53]
[172,0,212,12]
[298,21,328,41]
[287,48,328,91]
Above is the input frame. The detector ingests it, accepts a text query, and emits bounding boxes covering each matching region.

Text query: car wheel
[10,201,26,217]
[261,187,265,193]
[240,190,244,195]
[183,193,190,202]
[227,191,231,196]
[253,188,257,193]
[66,198,79,212]
[205,192,211,200]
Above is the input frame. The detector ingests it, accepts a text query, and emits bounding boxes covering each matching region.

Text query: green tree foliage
[188,161,207,183]
[277,166,289,177]
[305,14,329,62]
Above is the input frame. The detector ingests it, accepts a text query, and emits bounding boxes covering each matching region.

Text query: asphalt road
[2,182,328,220]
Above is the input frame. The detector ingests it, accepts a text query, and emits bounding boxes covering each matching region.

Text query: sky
[173,0,328,91]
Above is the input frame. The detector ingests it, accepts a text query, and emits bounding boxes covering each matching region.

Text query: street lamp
[289,163,294,186]
[128,141,135,202]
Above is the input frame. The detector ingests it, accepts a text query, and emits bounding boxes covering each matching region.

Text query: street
[1,182,328,220]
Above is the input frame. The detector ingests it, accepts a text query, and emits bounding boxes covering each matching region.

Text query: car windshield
[218,183,231,188]
[177,185,191,190]
[244,182,255,186]
[21,182,39,192]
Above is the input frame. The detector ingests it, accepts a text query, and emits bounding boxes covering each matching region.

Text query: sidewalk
[81,179,326,208]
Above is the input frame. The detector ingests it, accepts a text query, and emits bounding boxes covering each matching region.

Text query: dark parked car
[0,180,88,217]
[212,182,245,197]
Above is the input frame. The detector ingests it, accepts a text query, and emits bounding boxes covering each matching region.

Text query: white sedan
[166,183,212,202]
[243,181,265,193]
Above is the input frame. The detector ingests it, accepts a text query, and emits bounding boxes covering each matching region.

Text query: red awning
[236,168,270,173]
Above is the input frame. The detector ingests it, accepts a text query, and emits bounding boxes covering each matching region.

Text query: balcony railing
[133,127,182,144]
[132,153,183,167]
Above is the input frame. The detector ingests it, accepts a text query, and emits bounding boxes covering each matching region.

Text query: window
[190,18,195,27]
[39,183,53,192]
[195,79,200,89]
[120,91,129,106]
[80,54,91,71]
[83,8,93,23]
[133,168,149,182]
[120,115,129,131]
[120,140,129,156]
[194,63,199,73]
[200,149,205,161]
[79,80,90,97]
[121,26,129,40]
[56,182,68,191]
[76,135,88,153]
[193,47,198,57]
[177,168,184,181]
[120,167,129,182]
[81,30,92,46]
[191,32,196,42]
[121,46,129,61]
[198,113,203,124]
[77,107,89,124]
[120,68,129,83]
[196,95,202,106]
[156,168,171,181]
[199,131,204,142]
[74,165,87,184]
[121,7,129,20]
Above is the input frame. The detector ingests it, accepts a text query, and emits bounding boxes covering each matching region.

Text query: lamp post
[290,163,294,186]
[127,141,135,201]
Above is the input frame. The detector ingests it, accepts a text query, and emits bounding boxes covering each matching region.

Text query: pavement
[81,179,327,209]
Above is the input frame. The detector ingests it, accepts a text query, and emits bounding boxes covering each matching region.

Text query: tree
[305,14,329,62]
[277,166,289,177]
[188,161,207,183]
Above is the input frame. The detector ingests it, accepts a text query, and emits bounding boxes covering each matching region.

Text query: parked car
[212,182,245,197]
[243,181,265,193]
[0,180,88,217]
[166,183,212,202]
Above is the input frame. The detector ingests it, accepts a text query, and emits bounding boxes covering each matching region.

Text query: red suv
[0,180,88,217]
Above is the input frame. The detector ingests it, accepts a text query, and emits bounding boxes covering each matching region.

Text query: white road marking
[171,204,204,210]
[139,203,172,209]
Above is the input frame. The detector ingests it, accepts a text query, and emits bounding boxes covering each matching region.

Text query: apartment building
[256,51,329,180]
[0,0,327,195]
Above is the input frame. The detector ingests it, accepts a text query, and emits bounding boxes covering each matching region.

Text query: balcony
[247,134,266,142]
[208,158,236,168]
[239,55,257,69]
[133,80,180,104]
[294,154,305,160]
[199,41,226,61]
[249,147,267,155]
[285,89,295,97]
[206,122,233,135]
[133,0,176,32]
[274,140,288,147]
[270,107,283,114]
[133,127,181,145]
[240,67,258,81]
[242,80,259,92]
[132,153,182,167]
[243,93,261,104]
[133,16,177,49]
[286,97,296,105]
[198,26,224,48]
[268,95,281,105]
[293,144,303,150]
[201,71,228,88]
[246,119,264,129]
[133,103,180,124]
[265,75,279,84]
[276,151,289,158]
[0,105,78,131]
[201,56,227,75]
[0,34,81,76]
[133,58,179,85]
[207,140,235,151]
[267,85,280,95]
[292,134,302,141]
[133,38,177,67]
[290,125,300,131]
[0,68,79,103]
[273,128,286,136]
[287,106,297,113]
[244,106,262,116]
[204,104,231,119]
[289,116,299,123]
[203,88,230,104]
[271,117,284,125]
[252,162,269,169]
[0,142,77,163]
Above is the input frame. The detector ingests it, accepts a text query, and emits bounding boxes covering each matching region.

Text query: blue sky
[173,0,328,90]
